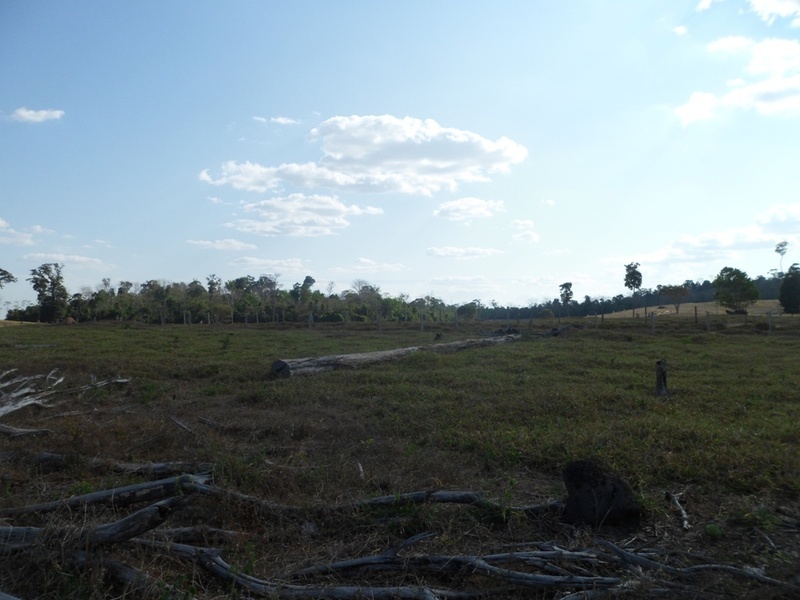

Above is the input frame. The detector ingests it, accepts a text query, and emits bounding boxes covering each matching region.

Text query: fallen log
[271,334,521,378]
[0,473,210,518]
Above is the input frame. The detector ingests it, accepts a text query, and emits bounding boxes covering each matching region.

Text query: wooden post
[706,312,711,332]
[651,312,656,334]
[656,359,668,397]
[694,305,698,325]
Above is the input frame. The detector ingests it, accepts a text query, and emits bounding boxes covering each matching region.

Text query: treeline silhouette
[3,270,783,325]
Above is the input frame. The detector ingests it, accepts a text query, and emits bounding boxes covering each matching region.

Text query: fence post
[656,359,668,397]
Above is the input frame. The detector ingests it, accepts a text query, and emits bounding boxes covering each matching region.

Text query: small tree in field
[624,262,642,317]
[712,267,759,313]
[779,264,800,315]
[559,282,573,317]
[775,241,788,275]
[660,284,689,314]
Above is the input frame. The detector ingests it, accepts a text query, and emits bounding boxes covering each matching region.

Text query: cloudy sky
[2,0,800,311]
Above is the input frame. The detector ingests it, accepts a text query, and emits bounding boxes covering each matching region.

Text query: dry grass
[1,319,798,598]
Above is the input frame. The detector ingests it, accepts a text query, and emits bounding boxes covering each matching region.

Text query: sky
[2,0,800,313]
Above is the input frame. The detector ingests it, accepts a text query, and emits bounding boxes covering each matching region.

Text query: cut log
[271,334,521,378]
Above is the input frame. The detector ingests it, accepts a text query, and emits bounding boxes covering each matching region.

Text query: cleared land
[0,316,798,598]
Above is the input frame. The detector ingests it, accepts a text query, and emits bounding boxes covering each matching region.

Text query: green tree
[28,263,69,322]
[779,264,800,314]
[775,241,788,275]
[0,268,17,289]
[659,284,689,314]
[624,262,642,317]
[712,267,759,313]
[559,282,573,316]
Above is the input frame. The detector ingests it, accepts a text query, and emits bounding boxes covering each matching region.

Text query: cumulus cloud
[21,253,111,270]
[696,0,722,10]
[332,257,406,273]
[427,246,503,259]
[11,107,64,122]
[229,256,306,271]
[643,205,799,266]
[226,192,382,237]
[433,197,505,222]
[0,218,35,245]
[201,114,527,196]
[748,0,800,26]
[674,25,689,36]
[271,116,300,125]
[675,37,800,125]
[187,238,258,250]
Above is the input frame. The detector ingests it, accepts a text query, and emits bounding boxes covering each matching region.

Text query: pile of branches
[1,458,798,599]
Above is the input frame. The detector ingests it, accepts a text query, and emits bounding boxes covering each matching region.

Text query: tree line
[1,259,799,326]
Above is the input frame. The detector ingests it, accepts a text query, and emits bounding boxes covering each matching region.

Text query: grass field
[1,315,798,598]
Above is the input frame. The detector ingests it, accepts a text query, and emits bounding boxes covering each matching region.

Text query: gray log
[271,335,521,378]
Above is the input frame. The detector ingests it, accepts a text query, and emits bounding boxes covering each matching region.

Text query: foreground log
[0,473,209,518]
[271,334,521,378]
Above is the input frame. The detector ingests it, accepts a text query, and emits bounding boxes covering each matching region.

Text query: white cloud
[11,107,64,123]
[332,257,406,273]
[542,198,555,206]
[28,224,55,235]
[748,0,800,26]
[226,192,382,237]
[0,218,34,245]
[253,116,268,124]
[674,25,689,36]
[187,238,258,250]
[433,197,505,221]
[21,253,111,270]
[427,246,504,259]
[642,205,800,266]
[201,114,527,196]
[229,256,307,272]
[675,38,800,124]
[511,219,540,243]
[696,0,723,11]
[271,116,300,125]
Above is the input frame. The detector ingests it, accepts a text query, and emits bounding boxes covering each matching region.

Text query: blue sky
[2,0,800,312]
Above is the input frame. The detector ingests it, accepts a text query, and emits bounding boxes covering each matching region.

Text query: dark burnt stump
[561,459,642,528]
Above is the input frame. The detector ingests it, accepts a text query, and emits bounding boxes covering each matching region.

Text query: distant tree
[0,268,17,289]
[712,267,760,313]
[659,284,689,314]
[559,282,573,316]
[775,241,788,275]
[28,263,69,322]
[779,264,800,315]
[624,262,642,317]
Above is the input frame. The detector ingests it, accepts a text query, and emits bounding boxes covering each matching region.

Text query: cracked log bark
[271,334,521,378]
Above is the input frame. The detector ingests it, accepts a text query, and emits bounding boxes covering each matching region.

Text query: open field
[1,317,798,598]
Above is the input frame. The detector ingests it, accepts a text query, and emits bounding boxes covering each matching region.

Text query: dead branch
[596,539,800,591]
[0,369,63,418]
[666,491,691,530]
[0,423,53,437]
[0,496,185,555]
[0,473,210,518]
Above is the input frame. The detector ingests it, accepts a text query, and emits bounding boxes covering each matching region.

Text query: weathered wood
[271,334,521,378]
[0,450,214,476]
[1,496,185,554]
[0,473,209,518]
[0,423,53,437]
[656,359,668,397]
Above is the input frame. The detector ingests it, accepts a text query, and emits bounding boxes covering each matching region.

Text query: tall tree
[624,262,642,317]
[779,264,800,315]
[0,268,17,289]
[775,241,788,275]
[712,267,759,313]
[559,282,573,317]
[28,263,69,322]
